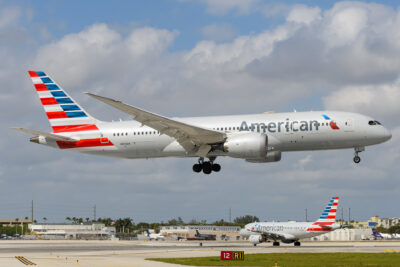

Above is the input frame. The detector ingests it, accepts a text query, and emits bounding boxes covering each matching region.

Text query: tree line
[63,215,261,234]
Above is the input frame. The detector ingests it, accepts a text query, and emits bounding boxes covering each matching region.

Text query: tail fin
[372,228,383,238]
[313,197,339,226]
[28,71,99,133]
[195,230,200,236]
[145,229,150,236]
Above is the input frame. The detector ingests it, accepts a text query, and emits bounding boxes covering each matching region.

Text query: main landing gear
[294,241,301,246]
[353,147,365,164]
[272,241,280,246]
[192,157,221,174]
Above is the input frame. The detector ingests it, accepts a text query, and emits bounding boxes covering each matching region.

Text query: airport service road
[0,240,399,267]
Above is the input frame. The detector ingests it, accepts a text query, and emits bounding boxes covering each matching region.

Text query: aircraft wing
[262,232,295,241]
[11,127,77,141]
[251,230,295,241]
[86,93,226,156]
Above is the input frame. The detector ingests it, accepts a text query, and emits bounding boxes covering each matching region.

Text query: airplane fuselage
[40,110,391,160]
[241,221,339,241]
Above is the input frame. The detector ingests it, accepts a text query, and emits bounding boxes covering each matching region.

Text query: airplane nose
[383,128,392,141]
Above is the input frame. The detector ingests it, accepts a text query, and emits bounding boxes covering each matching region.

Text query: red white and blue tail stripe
[28,71,99,133]
[314,197,339,225]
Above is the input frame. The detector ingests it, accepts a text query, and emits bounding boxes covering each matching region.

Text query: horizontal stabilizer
[11,127,77,141]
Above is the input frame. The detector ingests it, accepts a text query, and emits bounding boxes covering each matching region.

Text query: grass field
[149,253,400,266]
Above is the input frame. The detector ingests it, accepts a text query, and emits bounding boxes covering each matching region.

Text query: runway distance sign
[220,251,244,261]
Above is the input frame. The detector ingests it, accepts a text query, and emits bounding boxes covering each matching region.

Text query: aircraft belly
[277,131,371,151]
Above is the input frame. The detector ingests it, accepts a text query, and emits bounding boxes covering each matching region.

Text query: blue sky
[0,0,399,224]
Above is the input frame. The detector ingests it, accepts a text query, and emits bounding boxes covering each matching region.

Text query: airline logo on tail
[28,71,98,133]
[308,196,339,231]
[26,71,113,149]
[372,228,383,239]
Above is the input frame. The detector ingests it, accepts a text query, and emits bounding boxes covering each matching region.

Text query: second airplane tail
[313,197,339,226]
[28,71,99,133]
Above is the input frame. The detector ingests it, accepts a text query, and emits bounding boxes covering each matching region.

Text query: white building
[369,216,400,228]
[312,228,372,241]
[29,223,116,240]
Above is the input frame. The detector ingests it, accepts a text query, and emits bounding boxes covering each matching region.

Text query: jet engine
[249,234,265,244]
[223,132,267,159]
[245,151,281,163]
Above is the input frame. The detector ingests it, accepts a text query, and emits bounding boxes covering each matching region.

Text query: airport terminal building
[28,223,116,240]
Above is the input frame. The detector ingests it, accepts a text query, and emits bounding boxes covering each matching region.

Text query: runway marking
[15,256,36,265]
[72,259,84,266]
[380,249,400,252]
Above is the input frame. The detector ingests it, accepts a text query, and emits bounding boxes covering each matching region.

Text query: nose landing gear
[192,157,221,174]
[353,147,365,164]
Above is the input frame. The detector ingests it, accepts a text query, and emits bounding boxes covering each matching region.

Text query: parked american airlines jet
[14,71,391,174]
[240,197,340,246]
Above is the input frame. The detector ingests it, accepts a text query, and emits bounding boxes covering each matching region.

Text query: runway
[0,240,399,266]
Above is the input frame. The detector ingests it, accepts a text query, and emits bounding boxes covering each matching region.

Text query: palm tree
[42,217,47,223]
[15,218,19,235]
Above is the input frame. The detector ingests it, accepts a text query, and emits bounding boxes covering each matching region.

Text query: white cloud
[0,6,21,29]
[201,23,237,42]
[286,5,321,25]
[323,79,400,126]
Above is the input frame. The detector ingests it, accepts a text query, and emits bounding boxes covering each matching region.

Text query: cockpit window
[368,120,382,126]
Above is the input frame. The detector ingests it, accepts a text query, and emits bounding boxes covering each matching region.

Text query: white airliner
[240,197,340,246]
[14,71,391,174]
[145,229,165,240]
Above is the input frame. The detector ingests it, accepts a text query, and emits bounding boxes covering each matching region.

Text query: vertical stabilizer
[28,71,99,133]
[313,197,339,225]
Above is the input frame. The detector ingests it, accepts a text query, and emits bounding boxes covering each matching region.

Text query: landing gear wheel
[253,244,257,247]
[273,241,280,246]
[212,163,221,172]
[202,162,212,174]
[294,241,301,246]
[353,147,364,164]
[192,164,202,173]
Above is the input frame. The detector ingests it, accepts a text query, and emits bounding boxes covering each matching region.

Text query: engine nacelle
[223,133,267,159]
[249,234,264,244]
[246,151,281,163]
